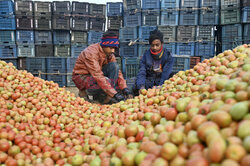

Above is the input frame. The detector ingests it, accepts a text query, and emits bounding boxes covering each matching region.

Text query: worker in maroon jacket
[72,31,133,104]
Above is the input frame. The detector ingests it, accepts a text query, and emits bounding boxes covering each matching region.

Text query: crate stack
[0,0,17,67]
[242,0,250,45]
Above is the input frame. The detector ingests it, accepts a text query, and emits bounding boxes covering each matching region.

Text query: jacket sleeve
[160,52,174,85]
[83,52,117,97]
[136,54,147,89]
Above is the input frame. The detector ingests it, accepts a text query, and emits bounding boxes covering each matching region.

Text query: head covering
[149,29,164,45]
[100,31,119,48]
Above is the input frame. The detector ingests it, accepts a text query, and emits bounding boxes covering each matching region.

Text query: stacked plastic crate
[242,0,250,45]
[0,0,17,67]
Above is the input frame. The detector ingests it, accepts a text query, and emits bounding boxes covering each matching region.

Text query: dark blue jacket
[135,48,174,89]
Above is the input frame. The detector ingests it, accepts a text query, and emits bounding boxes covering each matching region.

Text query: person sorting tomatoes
[133,29,174,95]
[72,31,133,104]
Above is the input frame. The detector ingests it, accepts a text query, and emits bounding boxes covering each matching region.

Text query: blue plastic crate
[124,0,141,10]
[1,58,17,68]
[142,9,160,26]
[221,8,241,25]
[176,43,195,56]
[221,40,242,52]
[137,44,150,57]
[19,57,46,75]
[243,7,250,23]
[53,30,70,44]
[196,26,215,41]
[35,31,52,44]
[47,75,67,87]
[46,57,66,73]
[221,24,242,39]
[163,43,176,54]
[161,10,179,26]
[0,45,17,58]
[179,10,198,25]
[123,10,142,27]
[195,42,215,60]
[120,43,138,57]
[0,15,15,30]
[71,44,87,57]
[119,26,138,42]
[17,44,35,57]
[16,30,34,44]
[0,0,14,16]
[172,54,190,73]
[71,31,88,44]
[138,26,157,42]
[200,0,219,8]
[177,26,196,42]
[199,9,219,25]
[243,24,250,44]
[122,57,140,79]
[107,2,123,16]
[221,0,240,9]
[158,26,177,42]
[66,57,77,73]
[54,45,70,57]
[142,0,160,9]
[0,31,15,45]
[87,31,103,45]
[161,0,180,9]
[180,0,199,8]
[89,4,106,17]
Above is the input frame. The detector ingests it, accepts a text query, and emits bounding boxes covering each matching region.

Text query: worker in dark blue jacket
[133,29,174,95]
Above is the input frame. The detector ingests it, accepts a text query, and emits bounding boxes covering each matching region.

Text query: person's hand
[122,88,133,99]
[113,93,125,102]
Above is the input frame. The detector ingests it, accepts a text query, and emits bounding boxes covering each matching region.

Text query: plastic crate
[1,58,17,68]
[199,9,219,25]
[107,2,123,16]
[35,44,53,57]
[200,0,219,8]
[221,39,242,52]
[53,30,70,44]
[0,31,15,45]
[243,7,250,23]
[221,24,242,39]
[16,16,34,30]
[243,0,250,7]
[221,0,240,9]
[16,30,34,44]
[142,0,160,9]
[71,16,89,31]
[243,24,250,44]
[17,44,35,57]
[52,16,70,30]
[126,77,136,90]
[89,4,106,17]
[15,1,33,16]
[46,57,66,73]
[179,9,198,25]
[142,9,160,26]
[190,56,201,68]
[164,43,176,54]
[120,43,138,57]
[123,0,141,10]
[54,45,70,57]
[176,43,195,56]
[123,10,142,27]
[107,16,123,30]
[122,57,140,79]
[161,0,180,9]
[89,17,105,31]
[177,26,196,42]
[34,16,52,30]
[52,1,71,15]
[180,0,199,8]
[0,0,14,16]
[196,26,215,41]
[137,44,150,57]
[0,45,17,58]
[220,8,241,25]
[138,26,157,42]
[71,44,87,57]
[72,1,89,15]
[71,31,88,44]
[87,31,103,45]
[34,1,51,16]
[66,57,77,73]
[47,75,67,87]
[158,26,176,42]
[35,31,52,44]
[195,42,215,60]
[160,10,179,26]
[172,55,190,73]
[0,15,15,30]
[119,26,138,42]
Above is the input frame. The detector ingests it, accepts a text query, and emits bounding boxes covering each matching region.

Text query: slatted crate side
[138,26,157,42]
[123,11,142,27]
[243,24,250,44]
[158,26,176,42]
[137,44,150,57]
[71,31,88,44]
[123,0,141,10]
[0,0,14,16]
[71,16,89,31]
[66,57,77,73]
[243,0,250,7]
[160,10,179,26]
[107,2,123,16]
[34,1,52,16]
[15,1,33,16]
[47,75,67,87]
[221,24,242,39]
[17,44,35,57]
[35,44,53,57]
[142,0,160,9]
[16,15,34,30]
[0,15,16,30]
[161,0,180,9]
[179,10,198,25]
[46,57,67,73]
[180,0,199,8]
[0,45,17,58]
[35,31,52,44]
[142,9,160,26]
[220,8,241,25]
[54,45,71,57]
[196,26,215,41]
[176,42,195,56]
[242,7,250,23]
[72,1,89,15]
[16,30,34,44]
[119,26,138,42]
[18,57,46,77]
[200,0,219,8]
[221,0,240,9]
[172,54,190,73]
[0,31,15,45]
[177,26,196,42]
[87,31,103,45]
[71,44,87,57]
[120,43,138,57]
[52,16,70,30]
[199,9,219,25]
[34,16,52,30]
[122,57,140,79]
[107,16,123,30]
[53,30,70,44]
[195,42,215,60]
[221,39,242,52]
[89,4,106,17]
[89,17,105,32]
[163,43,176,54]
[52,1,71,14]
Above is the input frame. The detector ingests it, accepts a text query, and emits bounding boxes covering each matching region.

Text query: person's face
[102,46,116,57]
[150,39,162,52]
